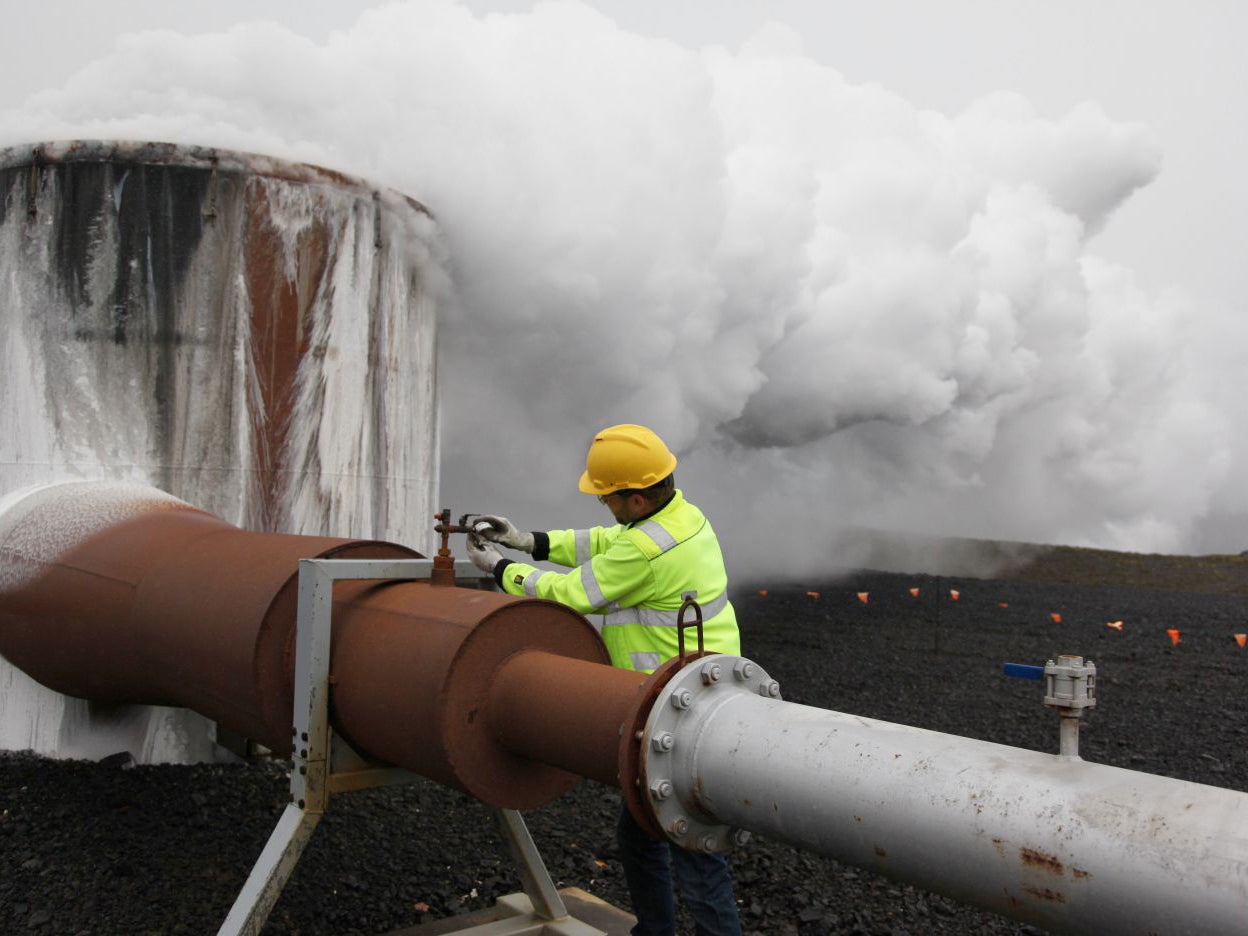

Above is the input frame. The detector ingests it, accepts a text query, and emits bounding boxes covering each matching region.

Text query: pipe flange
[639,654,779,853]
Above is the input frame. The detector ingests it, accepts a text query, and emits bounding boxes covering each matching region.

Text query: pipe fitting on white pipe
[638,654,781,854]
[642,655,1248,936]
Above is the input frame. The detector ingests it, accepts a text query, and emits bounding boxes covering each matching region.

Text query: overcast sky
[4,0,1242,311]
[2,1,1244,562]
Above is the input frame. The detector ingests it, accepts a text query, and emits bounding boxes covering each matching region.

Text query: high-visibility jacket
[494,489,739,673]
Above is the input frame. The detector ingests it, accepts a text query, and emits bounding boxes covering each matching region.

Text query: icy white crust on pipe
[0,481,215,763]
[644,655,1248,936]
[0,481,189,592]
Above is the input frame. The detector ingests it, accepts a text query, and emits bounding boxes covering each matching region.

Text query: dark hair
[623,473,675,506]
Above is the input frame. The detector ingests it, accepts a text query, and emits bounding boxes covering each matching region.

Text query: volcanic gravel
[2,567,1246,935]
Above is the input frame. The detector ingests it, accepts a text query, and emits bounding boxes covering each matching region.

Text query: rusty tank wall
[0,141,447,762]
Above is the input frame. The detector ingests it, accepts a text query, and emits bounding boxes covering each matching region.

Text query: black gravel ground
[2,563,1246,935]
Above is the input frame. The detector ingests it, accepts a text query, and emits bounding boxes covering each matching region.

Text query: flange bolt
[733,829,752,847]
[700,833,718,852]
[670,689,693,710]
[669,817,689,836]
[759,680,781,698]
[733,660,755,681]
[652,732,675,753]
[650,779,673,801]
[701,661,722,685]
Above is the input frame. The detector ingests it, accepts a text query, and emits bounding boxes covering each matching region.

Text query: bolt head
[650,779,673,800]
[669,817,689,836]
[700,833,718,852]
[759,680,781,698]
[670,689,693,710]
[733,829,751,847]
[733,660,756,681]
[652,732,675,753]
[701,662,722,685]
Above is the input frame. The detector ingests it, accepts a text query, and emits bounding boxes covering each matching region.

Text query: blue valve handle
[1003,662,1044,680]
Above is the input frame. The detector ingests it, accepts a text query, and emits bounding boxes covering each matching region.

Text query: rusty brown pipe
[327,577,614,806]
[487,650,649,786]
[0,481,624,809]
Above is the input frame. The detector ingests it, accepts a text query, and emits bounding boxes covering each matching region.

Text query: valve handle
[1003,662,1045,681]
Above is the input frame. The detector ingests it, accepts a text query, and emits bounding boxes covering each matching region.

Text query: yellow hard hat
[578,424,678,495]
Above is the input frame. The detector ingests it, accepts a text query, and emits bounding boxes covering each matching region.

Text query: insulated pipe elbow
[0,481,612,808]
[0,481,401,749]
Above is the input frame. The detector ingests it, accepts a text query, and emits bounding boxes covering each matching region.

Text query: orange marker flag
[1166,628,1181,646]
[1235,633,1247,648]
[857,592,869,604]
[949,589,960,601]
[909,587,920,598]
[999,602,1009,609]
[757,590,768,597]
[806,591,820,600]
[1106,620,1124,631]
[1050,613,1062,623]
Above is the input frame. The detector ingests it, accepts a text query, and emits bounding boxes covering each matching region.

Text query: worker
[466,423,743,936]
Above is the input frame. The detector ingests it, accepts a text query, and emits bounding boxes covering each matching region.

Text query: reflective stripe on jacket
[498,489,739,672]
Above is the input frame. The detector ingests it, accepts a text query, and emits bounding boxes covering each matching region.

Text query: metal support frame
[218,558,602,936]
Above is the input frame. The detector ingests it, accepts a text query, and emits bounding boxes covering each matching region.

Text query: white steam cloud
[2,0,1240,578]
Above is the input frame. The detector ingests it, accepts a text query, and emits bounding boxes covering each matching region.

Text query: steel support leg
[496,808,569,920]
[218,804,321,935]
[217,558,604,936]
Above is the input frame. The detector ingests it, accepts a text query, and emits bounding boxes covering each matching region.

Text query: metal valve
[1003,654,1097,757]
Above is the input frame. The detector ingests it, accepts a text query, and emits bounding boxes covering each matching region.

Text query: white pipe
[647,657,1248,936]
[1059,714,1081,757]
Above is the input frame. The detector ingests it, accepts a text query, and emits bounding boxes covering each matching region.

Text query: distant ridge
[1006,543,1248,596]
[845,529,1248,596]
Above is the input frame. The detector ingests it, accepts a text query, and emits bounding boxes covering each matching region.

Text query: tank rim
[0,139,432,217]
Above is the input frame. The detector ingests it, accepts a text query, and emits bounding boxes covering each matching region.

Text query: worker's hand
[471,515,535,553]
[466,532,505,574]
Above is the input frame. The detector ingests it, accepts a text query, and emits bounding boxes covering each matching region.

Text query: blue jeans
[617,804,743,936]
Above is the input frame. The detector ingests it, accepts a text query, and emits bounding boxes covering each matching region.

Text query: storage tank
[0,140,446,762]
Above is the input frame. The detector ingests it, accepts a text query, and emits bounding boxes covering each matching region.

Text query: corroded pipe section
[0,481,610,808]
[488,650,651,786]
[0,481,400,748]
[328,584,609,807]
[648,655,1248,936]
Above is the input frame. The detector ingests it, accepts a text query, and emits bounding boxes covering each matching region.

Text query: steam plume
[2,0,1238,577]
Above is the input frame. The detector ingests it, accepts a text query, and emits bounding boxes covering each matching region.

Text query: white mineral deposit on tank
[0,141,446,764]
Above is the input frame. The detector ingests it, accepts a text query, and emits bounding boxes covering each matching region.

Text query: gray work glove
[472,515,535,553]
[466,532,505,574]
